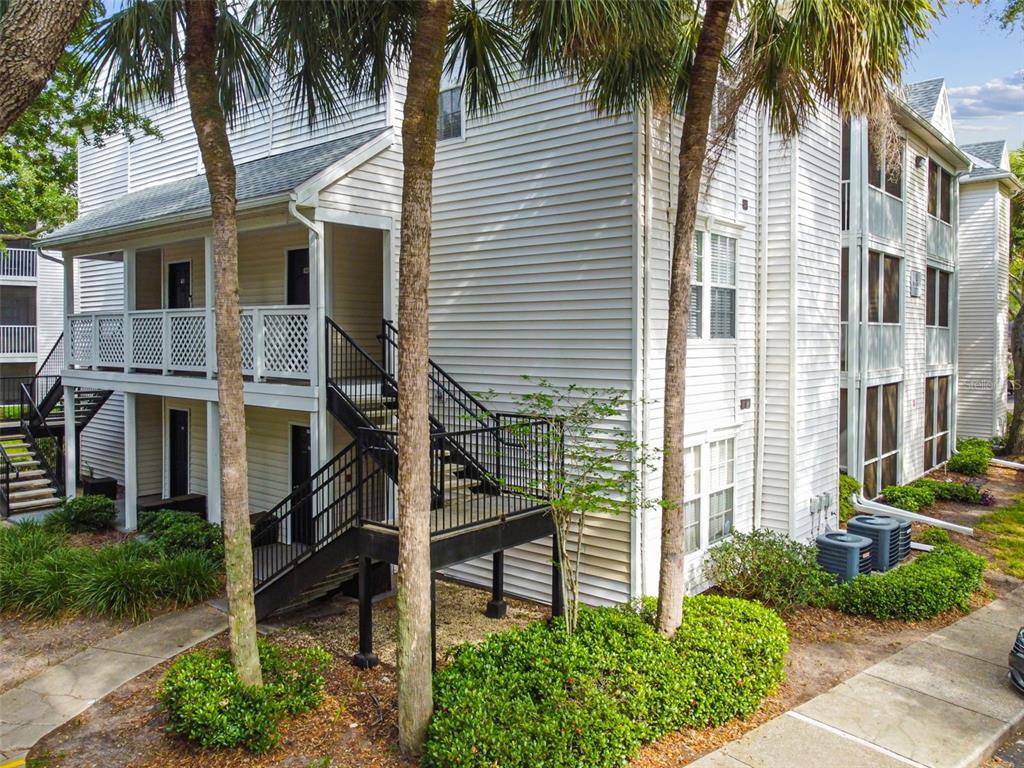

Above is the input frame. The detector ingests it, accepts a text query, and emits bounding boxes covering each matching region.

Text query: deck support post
[430,572,437,672]
[206,400,221,525]
[485,550,507,618]
[551,536,564,618]
[63,385,76,496]
[123,392,137,530]
[352,556,379,669]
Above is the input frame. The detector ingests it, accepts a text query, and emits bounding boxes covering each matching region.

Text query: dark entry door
[168,409,189,497]
[286,248,310,306]
[290,424,313,545]
[167,261,191,308]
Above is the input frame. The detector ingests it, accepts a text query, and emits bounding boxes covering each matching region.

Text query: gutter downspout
[289,196,328,466]
[640,107,653,595]
[753,112,769,529]
[851,493,973,536]
[788,137,799,539]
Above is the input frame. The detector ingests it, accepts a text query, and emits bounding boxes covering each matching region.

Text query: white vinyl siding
[34,253,65,366]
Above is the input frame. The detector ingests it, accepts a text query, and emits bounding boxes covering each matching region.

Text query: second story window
[867,250,900,324]
[709,234,736,339]
[926,267,950,328]
[437,86,462,141]
[928,159,952,224]
[867,129,903,198]
[708,437,735,544]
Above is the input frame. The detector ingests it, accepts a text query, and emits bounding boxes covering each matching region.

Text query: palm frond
[215,0,270,126]
[445,0,519,115]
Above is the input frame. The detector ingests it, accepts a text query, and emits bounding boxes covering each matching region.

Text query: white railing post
[162,311,170,375]
[90,314,99,369]
[123,248,135,373]
[63,255,74,370]
[254,307,265,382]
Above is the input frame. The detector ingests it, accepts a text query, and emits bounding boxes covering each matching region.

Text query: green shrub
[153,551,222,607]
[827,544,985,620]
[911,478,984,504]
[140,510,224,561]
[881,484,935,512]
[704,529,834,612]
[839,474,861,522]
[44,495,116,532]
[71,543,161,622]
[158,640,330,753]
[918,527,952,547]
[947,438,993,476]
[424,598,787,767]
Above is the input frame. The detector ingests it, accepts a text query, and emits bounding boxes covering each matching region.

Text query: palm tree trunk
[0,0,91,135]
[656,0,735,637]
[396,0,452,756]
[183,0,261,687]
[1008,308,1024,454]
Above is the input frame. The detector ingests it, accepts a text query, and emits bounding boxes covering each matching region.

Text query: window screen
[437,87,462,140]
[883,255,900,324]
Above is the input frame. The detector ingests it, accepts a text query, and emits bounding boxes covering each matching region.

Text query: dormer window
[437,86,462,141]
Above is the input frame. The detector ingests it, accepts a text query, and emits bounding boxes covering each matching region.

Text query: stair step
[10,468,46,479]
[9,478,52,490]
[11,486,57,501]
[9,496,60,512]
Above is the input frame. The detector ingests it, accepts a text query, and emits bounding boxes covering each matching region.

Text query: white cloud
[948,70,1024,117]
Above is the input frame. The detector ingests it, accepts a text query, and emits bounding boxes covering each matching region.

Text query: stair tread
[9,497,60,511]
[11,487,57,500]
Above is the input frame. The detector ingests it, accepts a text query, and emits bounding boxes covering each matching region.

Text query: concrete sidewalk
[691,586,1024,768]
[0,602,225,764]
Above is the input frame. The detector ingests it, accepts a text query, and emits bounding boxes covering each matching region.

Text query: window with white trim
[924,376,950,470]
[709,234,736,338]
[926,266,950,328]
[683,445,701,552]
[928,159,952,224]
[437,86,462,141]
[863,382,899,498]
[867,126,903,198]
[867,250,900,325]
[689,233,703,338]
[708,438,735,544]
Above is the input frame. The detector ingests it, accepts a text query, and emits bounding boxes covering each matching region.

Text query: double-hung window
[689,232,737,340]
[683,446,701,552]
[689,234,703,337]
[708,438,735,544]
[863,382,900,498]
[709,234,737,338]
[437,86,462,141]
[928,159,952,224]
[926,266,951,328]
[867,250,901,325]
[924,376,950,470]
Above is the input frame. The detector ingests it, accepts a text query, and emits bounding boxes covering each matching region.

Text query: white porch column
[206,400,222,525]
[63,385,76,496]
[204,236,216,378]
[123,392,137,530]
[63,255,74,362]
[315,224,332,463]
[123,247,136,372]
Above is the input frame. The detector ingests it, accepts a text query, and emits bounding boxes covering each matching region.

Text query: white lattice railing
[0,248,36,279]
[67,305,311,380]
[0,325,36,355]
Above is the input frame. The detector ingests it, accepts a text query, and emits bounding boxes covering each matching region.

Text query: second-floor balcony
[66,306,311,381]
[928,217,954,264]
[867,186,903,243]
[926,325,953,367]
[0,248,36,280]
[0,324,36,360]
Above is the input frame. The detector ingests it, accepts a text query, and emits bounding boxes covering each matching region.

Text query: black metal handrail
[19,383,64,496]
[250,442,382,591]
[0,444,18,513]
[356,416,561,535]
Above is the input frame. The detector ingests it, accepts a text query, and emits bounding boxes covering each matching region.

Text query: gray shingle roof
[41,127,389,246]
[961,140,1007,170]
[903,78,944,120]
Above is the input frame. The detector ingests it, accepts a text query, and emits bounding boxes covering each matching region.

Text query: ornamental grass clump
[424,596,788,768]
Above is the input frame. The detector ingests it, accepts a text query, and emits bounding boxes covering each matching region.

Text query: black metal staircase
[250,317,561,625]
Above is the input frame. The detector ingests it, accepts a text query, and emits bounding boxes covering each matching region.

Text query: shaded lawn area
[977,499,1024,578]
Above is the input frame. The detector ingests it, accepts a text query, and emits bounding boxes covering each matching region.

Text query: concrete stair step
[11,486,57,501]
[9,496,60,512]
[9,478,53,491]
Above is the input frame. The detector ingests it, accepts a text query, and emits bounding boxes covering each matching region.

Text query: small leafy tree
[505,379,656,635]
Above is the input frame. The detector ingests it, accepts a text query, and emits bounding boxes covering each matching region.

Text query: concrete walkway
[0,602,225,764]
[691,586,1024,768]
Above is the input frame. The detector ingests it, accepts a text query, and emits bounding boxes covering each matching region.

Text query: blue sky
[903,3,1024,149]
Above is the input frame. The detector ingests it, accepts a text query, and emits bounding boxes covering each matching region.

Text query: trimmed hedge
[423,597,788,767]
[918,527,952,547]
[839,474,861,522]
[947,438,993,476]
[159,640,330,753]
[881,484,935,513]
[704,529,835,613]
[43,495,116,532]
[910,478,983,504]
[139,509,225,561]
[827,544,985,620]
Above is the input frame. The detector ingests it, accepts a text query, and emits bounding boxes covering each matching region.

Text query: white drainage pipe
[851,494,974,536]
[991,458,1024,471]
